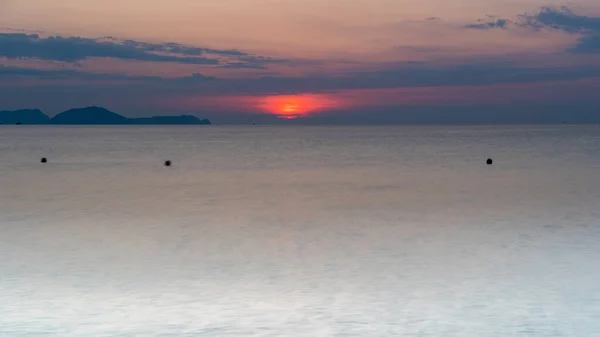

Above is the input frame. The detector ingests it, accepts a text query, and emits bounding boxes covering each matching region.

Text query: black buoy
[41,157,47,163]
[164,160,172,167]
[486,158,493,165]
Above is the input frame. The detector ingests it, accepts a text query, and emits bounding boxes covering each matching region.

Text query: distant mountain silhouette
[50,106,130,124]
[0,109,50,124]
[0,106,211,125]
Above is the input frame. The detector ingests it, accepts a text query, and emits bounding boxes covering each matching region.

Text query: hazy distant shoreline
[0,106,211,125]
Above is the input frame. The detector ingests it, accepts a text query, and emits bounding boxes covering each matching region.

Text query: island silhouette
[0,106,211,125]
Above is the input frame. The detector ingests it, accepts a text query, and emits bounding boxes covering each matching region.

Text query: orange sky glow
[258,95,342,119]
[170,93,346,119]
[2,0,600,121]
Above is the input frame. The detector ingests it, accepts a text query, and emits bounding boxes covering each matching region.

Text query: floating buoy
[486,158,493,165]
[41,157,47,163]
[164,160,172,167]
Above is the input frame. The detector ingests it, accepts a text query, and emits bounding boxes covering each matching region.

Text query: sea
[1,125,599,336]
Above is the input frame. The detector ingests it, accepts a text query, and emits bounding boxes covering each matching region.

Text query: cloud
[519,6,600,33]
[0,33,290,67]
[120,39,245,57]
[0,65,215,82]
[0,33,222,64]
[0,26,44,34]
[217,56,294,69]
[465,7,600,53]
[4,12,600,105]
[519,6,600,53]
[237,55,289,65]
[173,72,216,83]
[465,7,600,32]
[5,57,600,96]
[464,17,510,30]
[218,62,267,69]
[570,34,600,52]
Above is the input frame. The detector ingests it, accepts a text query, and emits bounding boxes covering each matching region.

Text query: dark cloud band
[0,33,288,67]
[465,7,600,53]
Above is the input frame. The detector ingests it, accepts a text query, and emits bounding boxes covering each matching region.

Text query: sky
[1,0,600,123]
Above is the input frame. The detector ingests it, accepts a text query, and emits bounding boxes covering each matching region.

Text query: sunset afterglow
[2,1,600,123]
[259,94,340,119]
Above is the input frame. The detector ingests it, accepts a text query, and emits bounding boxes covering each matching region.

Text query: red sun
[259,94,339,119]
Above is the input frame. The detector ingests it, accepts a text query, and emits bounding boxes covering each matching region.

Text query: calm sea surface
[1,125,600,336]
